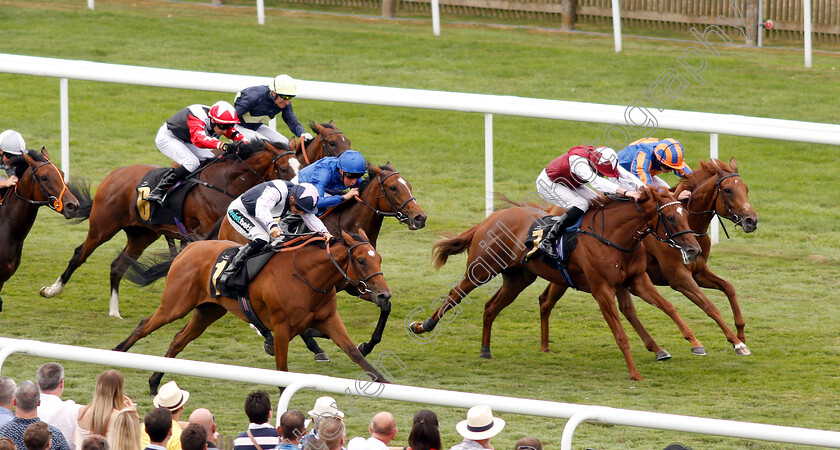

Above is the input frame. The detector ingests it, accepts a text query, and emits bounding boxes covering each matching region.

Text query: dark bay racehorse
[410,186,701,380]
[40,140,297,317]
[117,230,391,394]
[218,163,427,357]
[0,149,79,312]
[290,121,352,167]
[536,158,758,355]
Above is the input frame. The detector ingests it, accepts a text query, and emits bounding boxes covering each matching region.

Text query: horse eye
[357,257,365,265]
[40,175,49,181]
[389,185,397,191]
[667,216,675,221]
[328,141,336,147]
[723,188,732,194]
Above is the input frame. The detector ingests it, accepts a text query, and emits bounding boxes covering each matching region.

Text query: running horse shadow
[39,140,298,318]
[117,230,391,394]
[410,186,702,381]
[0,148,80,312]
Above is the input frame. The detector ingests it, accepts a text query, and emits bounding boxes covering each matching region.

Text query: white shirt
[37,393,82,450]
[568,155,644,194]
[347,436,389,450]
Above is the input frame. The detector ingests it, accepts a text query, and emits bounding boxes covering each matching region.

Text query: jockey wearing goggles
[292,150,367,213]
[233,74,313,145]
[536,145,644,259]
[148,101,246,204]
[0,130,26,189]
[617,137,693,201]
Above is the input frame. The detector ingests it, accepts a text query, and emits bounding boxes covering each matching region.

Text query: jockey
[536,145,644,259]
[218,181,331,286]
[0,130,26,189]
[617,137,693,201]
[233,74,313,145]
[293,150,367,212]
[147,101,247,204]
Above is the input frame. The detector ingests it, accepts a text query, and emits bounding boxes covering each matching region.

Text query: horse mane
[678,159,732,191]
[7,150,45,178]
[323,164,387,215]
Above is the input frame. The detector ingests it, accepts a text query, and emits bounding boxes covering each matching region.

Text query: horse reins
[290,236,382,296]
[580,197,692,252]
[14,159,70,213]
[186,146,293,198]
[684,172,743,239]
[353,170,417,224]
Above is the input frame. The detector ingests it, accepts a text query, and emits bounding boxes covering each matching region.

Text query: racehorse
[410,186,701,380]
[218,162,427,357]
[535,158,758,356]
[0,148,79,312]
[117,230,391,394]
[289,121,352,167]
[40,140,298,318]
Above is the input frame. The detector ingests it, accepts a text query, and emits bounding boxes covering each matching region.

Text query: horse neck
[3,173,42,240]
[300,242,353,291]
[322,182,385,247]
[585,201,649,251]
[202,154,272,196]
[683,174,721,233]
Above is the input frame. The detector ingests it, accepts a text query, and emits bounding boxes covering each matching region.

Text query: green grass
[1,0,840,449]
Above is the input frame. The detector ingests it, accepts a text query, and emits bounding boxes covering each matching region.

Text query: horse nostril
[377,293,391,304]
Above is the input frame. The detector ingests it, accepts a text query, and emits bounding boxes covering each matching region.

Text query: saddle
[135,168,194,226]
[523,215,583,267]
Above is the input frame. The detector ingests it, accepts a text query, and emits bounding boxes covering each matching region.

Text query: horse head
[295,121,352,166]
[235,139,298,181]
[20,148,79,219]
[707,158,758,232]
[341,229,391,308]
[261,140,300,180]
[639,186,700,264]
[363,163,427,230]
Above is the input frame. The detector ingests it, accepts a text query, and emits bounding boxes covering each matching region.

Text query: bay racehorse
[289,121,352,167]
[536,158,758,356]
[117,230,391,394]
[0,148,79,312]
[218,163,427,357]
[410,186,701,380]
[40,140,298,317]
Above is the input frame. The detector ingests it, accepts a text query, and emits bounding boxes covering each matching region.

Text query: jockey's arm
[0,175,18,188]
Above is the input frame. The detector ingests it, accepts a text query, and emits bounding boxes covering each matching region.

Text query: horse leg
[626,274,706,356]
[409,271,485,335]
[615,287,670,361]
[480,268,537,359]
[299,330,329,362]
[109,227,160,318]
[40,223,121,299]
[590,285,642,381]
[693,265,747,345]
[358,302,391,357]
[538,282,568,353]
[320,313,388,382]
[147,303,228,395]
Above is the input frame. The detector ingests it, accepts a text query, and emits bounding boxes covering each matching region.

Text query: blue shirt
[234,85,305,137]
[0,416,71,450]
[0,407,12,427]
[296,157,362,211]
[617,140,692,185]
[275,442,302,450]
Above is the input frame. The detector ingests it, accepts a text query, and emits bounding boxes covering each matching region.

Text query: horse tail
[431,224,480,270]
[123,251,175,287]
[66,178,93,223]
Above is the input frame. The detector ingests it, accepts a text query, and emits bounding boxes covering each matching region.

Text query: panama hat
[307,396,344,419]
[153,381,190,411]
[455,405,505,440]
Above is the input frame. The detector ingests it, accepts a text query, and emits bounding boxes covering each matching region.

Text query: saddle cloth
[522,215,583,267]
[135,168,194,226]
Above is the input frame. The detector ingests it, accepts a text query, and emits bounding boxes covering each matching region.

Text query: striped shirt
[0,417,71,450]
[233,423,281,450]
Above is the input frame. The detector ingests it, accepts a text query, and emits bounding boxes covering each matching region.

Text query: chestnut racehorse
[219,163,427,357]
[0,149,79,312]
[289,121,352,167]
[536,158,758,356]
[117,230,391,394]
[40,140,298,317]
[410,186,701,380]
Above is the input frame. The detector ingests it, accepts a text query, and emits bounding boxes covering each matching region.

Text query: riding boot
[538,207,585,260]
[146,165,190,204]
[218,239,266,286]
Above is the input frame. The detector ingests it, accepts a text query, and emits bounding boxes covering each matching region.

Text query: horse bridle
[645,200,695,250]
[326,240,383,297]
[191,147,294,198]
[318,130,345,158]
[582,197,693,252]
[270,150,295,180]
[354,170,417,224]
[685,172,743,227]
[14,159,69,212]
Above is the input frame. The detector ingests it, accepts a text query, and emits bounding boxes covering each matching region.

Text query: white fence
[2,338,840,449]
[2,52,840,243]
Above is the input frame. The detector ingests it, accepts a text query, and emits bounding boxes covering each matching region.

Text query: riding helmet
[0,130,26,155]
[270,74,297,97]
[208,101,239,124]
[337,150,367,175]
[653,138,688,170]
[291,182,320,214]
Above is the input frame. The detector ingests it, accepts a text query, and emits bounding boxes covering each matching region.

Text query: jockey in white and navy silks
[617,137,693,190]
[233,74,312,145]
[218,181,329,286]
[293,150,368,213]
[535,145,643,259]
[0,130,26,189]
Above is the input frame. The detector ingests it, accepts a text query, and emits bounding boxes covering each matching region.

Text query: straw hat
[307,396,344,419]
[153,381,190,411]
[455,405,505,440]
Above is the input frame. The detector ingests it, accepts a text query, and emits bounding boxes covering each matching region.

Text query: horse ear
[329,119,338,129]
[356,228,369,241]
[340,230,354,244]
[728,156,738,173]
[308,120,319,133]
[367,163,380,175]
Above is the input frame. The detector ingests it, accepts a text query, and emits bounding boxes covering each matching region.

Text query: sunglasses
[277,94,295,101]
[215,123,234,130]
[344,172,364,180]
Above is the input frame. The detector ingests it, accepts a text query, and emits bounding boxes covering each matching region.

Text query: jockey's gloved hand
[301,133,313,141]
[221,141,242,154]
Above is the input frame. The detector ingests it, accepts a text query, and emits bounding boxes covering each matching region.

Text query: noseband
[646,200,694,249]
[354,170,417,224]
[686,172,743,226]
[15,159,69,212]
[327,240,384,297]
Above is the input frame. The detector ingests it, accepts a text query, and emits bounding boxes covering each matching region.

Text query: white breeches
[235,124,288,145]
[155,124,215,172]
[536,169,596,212]
[225,198,272,243]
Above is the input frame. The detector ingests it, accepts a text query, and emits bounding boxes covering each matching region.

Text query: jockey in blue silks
[617,137,693,201]
[293,150,367,213]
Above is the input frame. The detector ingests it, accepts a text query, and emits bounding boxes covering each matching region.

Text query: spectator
[299,397,344,449]
[232,391,279,450]
[233,74,312,145]
[75,370,134,448]
[306,417,344,450]
[407,410,440,450]
[38,363,83,449]
[513,437,541,450]
[187,409,216,449]
[179,424,207,450]
[276,410,306,450]
[108,408,142,450]
[143,408,173,450]
[0,377,15,427]
[25,421,52,450]
[449,406,504,450]
[81,436,110,450]
[347,412,397,450]
[0,380,70,450]
[141,381,190,450]
[0,437,15,450]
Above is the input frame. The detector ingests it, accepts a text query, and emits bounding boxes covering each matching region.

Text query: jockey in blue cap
[617,137,693,201]
[218,181,330,286]
[293,150,367,212]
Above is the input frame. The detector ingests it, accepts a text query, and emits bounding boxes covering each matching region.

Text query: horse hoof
[655,350,672,361]
[691,346,707,356]
[408,321,424,334]
[734,343,751,356]
[39,286,49,298]
[479,346,492,359]
[358,342,370,356]
[314,352,330,362]
[263,342,275,356]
